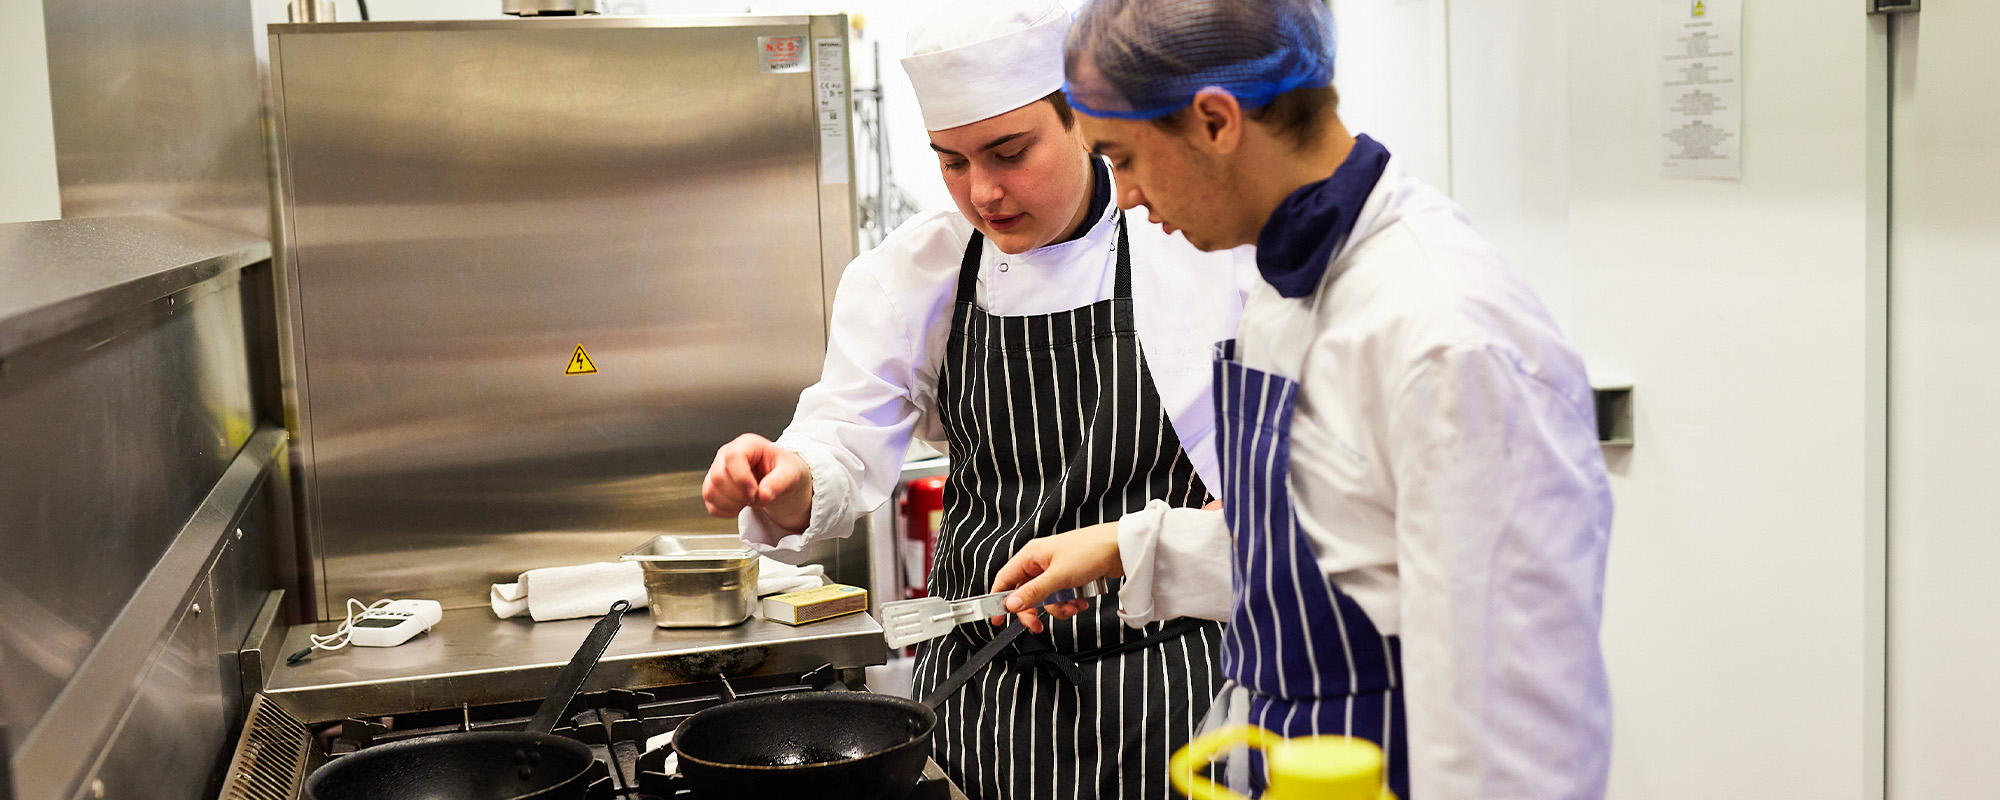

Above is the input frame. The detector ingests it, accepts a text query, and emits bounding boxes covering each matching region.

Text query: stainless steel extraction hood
[267,16,860,618]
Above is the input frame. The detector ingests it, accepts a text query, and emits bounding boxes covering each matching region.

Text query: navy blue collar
[1054,155,1114,246]
[1254,134,1391,299]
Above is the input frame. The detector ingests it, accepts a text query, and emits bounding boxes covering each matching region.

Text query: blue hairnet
[1063,0,1337,120]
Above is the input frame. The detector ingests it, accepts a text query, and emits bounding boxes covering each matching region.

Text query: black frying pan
[304,600,631,800]
[671,619,1030,800]
[673,691,937,800]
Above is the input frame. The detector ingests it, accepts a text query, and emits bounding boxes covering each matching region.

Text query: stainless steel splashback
[41,0,269,233]
[269,16,858,616]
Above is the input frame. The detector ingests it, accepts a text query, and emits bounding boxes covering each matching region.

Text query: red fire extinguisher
[900,476,946,600]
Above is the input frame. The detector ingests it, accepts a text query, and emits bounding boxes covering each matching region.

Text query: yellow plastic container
[1169,724,1397,800]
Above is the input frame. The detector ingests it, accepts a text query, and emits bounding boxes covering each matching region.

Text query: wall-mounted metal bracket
[238,590,291,699]
[1595,386,1635,447]
[1,722,13,800]
[291,1,334,22]
[1869,0,1919,15]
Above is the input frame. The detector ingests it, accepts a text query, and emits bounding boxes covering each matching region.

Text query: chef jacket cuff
[738,507,811,563]
[1115,500,1173,628]
[1118,503,1234,626]
[738,442,850,565]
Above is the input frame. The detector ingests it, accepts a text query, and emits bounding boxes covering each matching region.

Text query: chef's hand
[702,434,813,533]
[989,522,1124,634]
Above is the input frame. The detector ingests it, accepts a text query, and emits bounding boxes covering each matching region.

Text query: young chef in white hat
[992,0,1615,797]
[699,1,1255,797]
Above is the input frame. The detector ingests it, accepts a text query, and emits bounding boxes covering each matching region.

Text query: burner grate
[252,667,963,799]
[218,695,313,800]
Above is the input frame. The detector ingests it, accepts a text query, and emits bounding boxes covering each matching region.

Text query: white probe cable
[287,598,393,664]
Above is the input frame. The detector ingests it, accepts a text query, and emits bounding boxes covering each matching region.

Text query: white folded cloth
[757,559,827,596]
[491,557,829,621]
[491,561,648,622]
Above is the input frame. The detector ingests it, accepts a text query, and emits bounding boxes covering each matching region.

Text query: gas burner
[303,668,964,800]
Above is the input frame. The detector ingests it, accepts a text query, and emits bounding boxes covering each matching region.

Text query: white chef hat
[901,0,1072,131]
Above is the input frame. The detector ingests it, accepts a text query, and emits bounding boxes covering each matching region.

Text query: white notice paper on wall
[1659,0,1742,179]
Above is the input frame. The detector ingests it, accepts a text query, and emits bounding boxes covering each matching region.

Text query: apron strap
[1111,211,1132,300]
[953,229,985,306]
[919,614,1206,700]
[1010,616,1210,684]
[921,619,1030,709]
[951,211,1134,308]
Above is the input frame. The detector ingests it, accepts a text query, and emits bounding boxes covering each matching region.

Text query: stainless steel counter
[0,214,269,356]
[264,607,886,723]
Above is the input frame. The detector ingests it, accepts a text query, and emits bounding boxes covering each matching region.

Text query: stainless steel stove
[215,607,963,800]
[222,671,965,800]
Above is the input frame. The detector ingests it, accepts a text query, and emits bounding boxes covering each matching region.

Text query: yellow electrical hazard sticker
[1692,0,1706,16]
[564,344,599,375]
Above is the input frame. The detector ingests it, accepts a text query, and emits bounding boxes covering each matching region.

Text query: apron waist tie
[922,620,1029,709]
[1010,617,1211,684]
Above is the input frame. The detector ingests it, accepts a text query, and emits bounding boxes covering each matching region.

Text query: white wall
[1332,0,1451,193]
[1886,5,2000,796]
[1570,2,1877,795]
[1444,1,1882,798]
[1445,0,1573,333]
[0,0,61,224]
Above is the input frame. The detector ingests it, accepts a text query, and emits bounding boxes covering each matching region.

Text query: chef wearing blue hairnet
[992,0,1615,797]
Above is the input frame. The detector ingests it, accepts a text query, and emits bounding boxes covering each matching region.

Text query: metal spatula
[879,579,1109,649]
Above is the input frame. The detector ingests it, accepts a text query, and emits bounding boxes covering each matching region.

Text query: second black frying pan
[672,618,1033,800]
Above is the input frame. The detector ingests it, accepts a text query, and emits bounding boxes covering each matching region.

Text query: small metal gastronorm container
[622,534,760,627]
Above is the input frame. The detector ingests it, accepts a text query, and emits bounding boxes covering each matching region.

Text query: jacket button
[998,262,1010,272]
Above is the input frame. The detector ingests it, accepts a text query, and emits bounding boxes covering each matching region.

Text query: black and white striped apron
[1213,339,1408,798]
[911,213,1226,800]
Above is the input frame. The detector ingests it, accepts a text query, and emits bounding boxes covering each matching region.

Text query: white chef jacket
[1117,157,1614,799]
[741,174,1257,557]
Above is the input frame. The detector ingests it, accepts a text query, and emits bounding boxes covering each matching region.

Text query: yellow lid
[1267,736,1387,799]
[1169,724,1394,800]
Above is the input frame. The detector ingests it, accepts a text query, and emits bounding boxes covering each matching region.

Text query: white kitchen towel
[490,581,531,619]
[757,559,827,596]
[492,558,828,621]
[491,561,647,622]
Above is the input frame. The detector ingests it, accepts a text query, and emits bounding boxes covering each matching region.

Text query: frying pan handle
[524,599,630,734]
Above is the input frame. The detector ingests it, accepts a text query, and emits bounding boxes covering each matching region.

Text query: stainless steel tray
[623,534,760,628]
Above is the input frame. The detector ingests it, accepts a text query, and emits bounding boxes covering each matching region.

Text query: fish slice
[879,579,1109,649]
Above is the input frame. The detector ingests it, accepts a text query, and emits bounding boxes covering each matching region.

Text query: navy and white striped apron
[911,213,1226,800]
[1213,339,1409,798]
